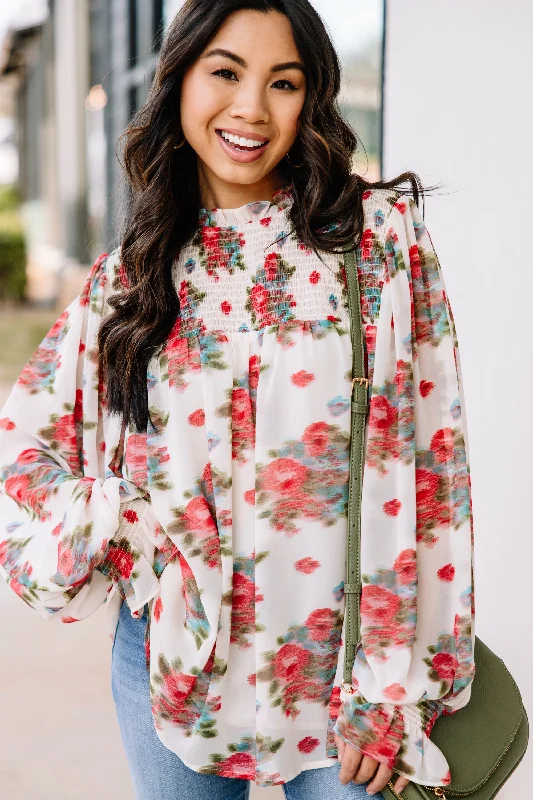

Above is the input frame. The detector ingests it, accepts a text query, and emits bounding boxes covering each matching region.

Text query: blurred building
[0,0,384,308]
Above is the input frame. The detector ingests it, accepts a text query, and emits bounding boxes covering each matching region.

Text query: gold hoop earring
[173,133,186,149]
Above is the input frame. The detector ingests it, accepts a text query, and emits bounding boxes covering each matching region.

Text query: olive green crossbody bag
[342,247,529,800]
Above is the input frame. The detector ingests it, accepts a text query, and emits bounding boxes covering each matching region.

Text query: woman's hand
[333,732,410,796]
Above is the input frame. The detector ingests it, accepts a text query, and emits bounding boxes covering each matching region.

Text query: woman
[0,1,475,798]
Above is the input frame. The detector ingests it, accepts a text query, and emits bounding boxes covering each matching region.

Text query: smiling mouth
[216,130,270,152]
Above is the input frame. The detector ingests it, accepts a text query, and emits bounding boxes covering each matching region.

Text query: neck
[198,163,287,210]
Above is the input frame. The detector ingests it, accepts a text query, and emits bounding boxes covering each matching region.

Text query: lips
[215,129,271,164]
[216,127,270,145]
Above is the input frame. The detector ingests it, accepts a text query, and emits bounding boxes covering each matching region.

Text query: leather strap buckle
[351,376,369,391]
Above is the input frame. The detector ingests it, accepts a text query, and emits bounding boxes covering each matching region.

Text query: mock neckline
[198,184,294,228]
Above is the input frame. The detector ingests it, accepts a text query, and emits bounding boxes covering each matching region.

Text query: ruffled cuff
[332,694,452,788]
[98,499,160,614]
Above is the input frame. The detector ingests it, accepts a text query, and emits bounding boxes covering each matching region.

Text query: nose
[229,79,270,125]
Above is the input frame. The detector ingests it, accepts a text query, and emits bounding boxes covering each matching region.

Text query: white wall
[384,1,533,795]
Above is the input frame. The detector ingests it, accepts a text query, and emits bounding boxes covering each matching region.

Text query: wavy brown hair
[99,0,442,434]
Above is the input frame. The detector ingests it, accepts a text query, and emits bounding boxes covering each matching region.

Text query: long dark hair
[99,0,441,434]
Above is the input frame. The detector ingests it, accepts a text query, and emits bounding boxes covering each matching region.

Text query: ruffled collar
[198,184,294,228]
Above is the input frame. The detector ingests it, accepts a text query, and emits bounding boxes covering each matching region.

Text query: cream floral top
[0,186,475,789]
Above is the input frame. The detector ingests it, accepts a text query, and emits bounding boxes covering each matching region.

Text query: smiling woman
[179,11,307,204]
[0,2,472,800]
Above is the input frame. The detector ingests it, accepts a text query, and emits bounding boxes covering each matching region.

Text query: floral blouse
[0,185,475,789]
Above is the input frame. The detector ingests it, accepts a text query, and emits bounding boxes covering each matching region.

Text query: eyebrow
[203,48,306,75]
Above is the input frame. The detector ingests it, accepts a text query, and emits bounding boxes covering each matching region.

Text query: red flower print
[250,283,269,315]
[61,616,78,624]
[160,667,198,723]
[183,496,218,538]
[431,428,455,463]
[309,270,321,284]
[302,421,329,457]
[260,216,272,227]
[106,544,135,579]
[218,752,256,779]
[432,652,458,680]
[306,608,336,641]
[124,433,149,487]
[262,458,309,494]
[394,200,407,215]
[57,543,75,578]
[383,683,407,701]
[118,261,130,289]
[0,417,16,430]
[366,325,377,355]
[419,379,435,398]
[297,736,320,754]
[188,409,205,427]
[273,643,310,681]
[221,300,232,315]
[123,508,139,524]
[328,685,342,718]
[437,563,455,582]
[249,354,260,390]
[294,556,320,574]
[383,499,401,516]
[359,227,373,259]
[244,489,255,505]
[369,395,396,432]
[247,673,256,686]
[73,389,83,425]
[4,472,32,506]
[232,572,256,610]
[361,585,400,624]
[408,242,421,280]
[154,596,163,622]
[393,548,416,585]
[291,370,315,388]
[415,468,440,506]
[441,770,452,786]
[53,412,77,448]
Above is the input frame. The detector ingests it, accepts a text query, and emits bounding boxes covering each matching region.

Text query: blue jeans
[111,600,385,800]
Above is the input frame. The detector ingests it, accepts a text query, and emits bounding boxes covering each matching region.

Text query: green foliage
[0,227,26,302]
[0,184,26,303]
[0,185,21,213]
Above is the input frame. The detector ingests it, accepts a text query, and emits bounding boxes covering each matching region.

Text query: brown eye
[212,68,238,82]
[272,79,298,91]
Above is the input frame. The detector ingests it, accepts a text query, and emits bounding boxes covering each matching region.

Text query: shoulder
[78,246,124,320]
[362,188,430,251]
[359,187,405,245]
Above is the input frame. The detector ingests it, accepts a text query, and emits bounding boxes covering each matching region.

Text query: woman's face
[179,9,307,203]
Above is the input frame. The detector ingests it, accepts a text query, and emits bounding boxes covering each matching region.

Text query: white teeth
[219,130,266,148]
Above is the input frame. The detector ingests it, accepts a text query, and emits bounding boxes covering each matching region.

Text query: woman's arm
[333,196,476,788]
[0,252,160,621]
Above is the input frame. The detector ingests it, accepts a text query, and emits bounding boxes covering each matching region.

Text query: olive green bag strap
[342,246,369,687]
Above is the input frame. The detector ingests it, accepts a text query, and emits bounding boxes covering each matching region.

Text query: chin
[210,162,271,185]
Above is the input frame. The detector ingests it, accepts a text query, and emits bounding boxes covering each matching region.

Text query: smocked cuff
[332,695,452,788]
[98,499,160,614]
